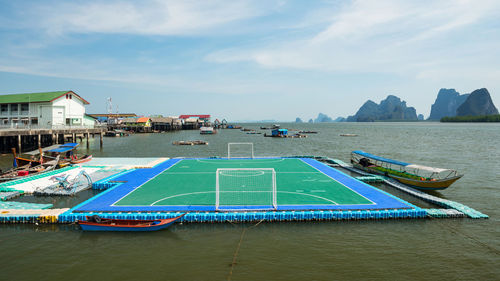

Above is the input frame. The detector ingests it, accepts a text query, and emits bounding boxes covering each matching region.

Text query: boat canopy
[405,164,451,174]
[47,143,79,153]
[352,150,460,178]
[352,150,409,166]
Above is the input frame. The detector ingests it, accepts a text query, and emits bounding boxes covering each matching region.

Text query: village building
[122,117,152,132]
[150,117,171,131]
[0,91,91,129]
[87,113,137,125]
[179,114,211,129]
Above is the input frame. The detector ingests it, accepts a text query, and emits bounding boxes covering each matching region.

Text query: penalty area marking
[195,158,286,164]
[149,190,338,206]
[300,159,376,205]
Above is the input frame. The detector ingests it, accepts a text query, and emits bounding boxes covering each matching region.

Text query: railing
[0,124,106,130]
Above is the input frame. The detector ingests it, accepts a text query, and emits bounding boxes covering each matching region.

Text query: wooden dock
[0,127,105,153]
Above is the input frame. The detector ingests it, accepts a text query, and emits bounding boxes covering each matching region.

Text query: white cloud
[25,0,277,36]
[206,0,500,75]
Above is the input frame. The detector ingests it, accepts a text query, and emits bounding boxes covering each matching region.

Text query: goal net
[228,143,254,159]
[216,168,277,210]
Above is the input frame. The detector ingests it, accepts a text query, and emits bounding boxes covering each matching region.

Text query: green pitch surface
[114,158,373,207]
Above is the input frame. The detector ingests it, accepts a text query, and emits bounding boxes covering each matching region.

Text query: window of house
[31,117,38,125]
[0,104,7,113]
[21,103,29,112]
[10,104,18,112]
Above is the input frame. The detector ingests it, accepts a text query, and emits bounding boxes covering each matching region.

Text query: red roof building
[178,115,211,119]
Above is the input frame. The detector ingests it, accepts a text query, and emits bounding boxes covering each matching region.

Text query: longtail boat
[70,155,92,164]
[351,150,463,190]
[0,155,60,182]
[78,214,186,231]
[45,143,92,167]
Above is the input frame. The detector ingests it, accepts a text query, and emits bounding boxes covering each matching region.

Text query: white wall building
[0,91,91,128]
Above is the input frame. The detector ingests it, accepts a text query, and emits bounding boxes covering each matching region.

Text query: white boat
[200,127,215,134]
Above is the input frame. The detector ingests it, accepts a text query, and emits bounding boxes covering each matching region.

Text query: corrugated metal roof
[122,117,139,123]
[150,117,173,123]
[0,91,90,104]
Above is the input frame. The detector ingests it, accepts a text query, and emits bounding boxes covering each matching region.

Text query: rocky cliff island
[346,95,418,122]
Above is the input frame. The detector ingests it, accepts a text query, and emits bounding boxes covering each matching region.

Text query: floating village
[0,91,488,231]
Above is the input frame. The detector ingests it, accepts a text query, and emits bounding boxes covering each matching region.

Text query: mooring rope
[227,219,265,281]
[429,216,499,255]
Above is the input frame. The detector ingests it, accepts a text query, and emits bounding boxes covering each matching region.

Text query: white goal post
[227,143,254,159]
[216,168,277,211]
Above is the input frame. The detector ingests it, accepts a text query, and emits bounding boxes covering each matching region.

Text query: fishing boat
[46,143,92,167]
[70,155,93,164]
[12,147,44,167]
[104,129,129,137]
[351,150,463,190]
[0,155,60,182]
[78,214,185,231]
[200,127,216,134]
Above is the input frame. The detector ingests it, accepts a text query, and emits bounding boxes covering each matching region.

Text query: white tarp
[8,167,101,193]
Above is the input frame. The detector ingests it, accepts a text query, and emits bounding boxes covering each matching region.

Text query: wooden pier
[0,128,105,153]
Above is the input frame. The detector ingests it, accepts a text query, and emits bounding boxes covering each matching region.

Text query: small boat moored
[200,127,216,134]
[351,150,463,190]
[46,143,92,167]
[78,214,186,231]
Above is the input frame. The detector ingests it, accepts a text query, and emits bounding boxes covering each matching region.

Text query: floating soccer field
[74,157,414,212]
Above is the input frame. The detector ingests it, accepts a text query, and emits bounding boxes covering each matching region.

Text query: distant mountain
[314,113,334,123]
[428,89,469,120]
[418,114,424,121]
[346,95,418,122]
[308,119,313,123]
[334,117,346,122]
[456,88,498,116]
[295,117,303,123]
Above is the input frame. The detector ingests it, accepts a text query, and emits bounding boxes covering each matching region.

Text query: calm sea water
[1,122,499,281]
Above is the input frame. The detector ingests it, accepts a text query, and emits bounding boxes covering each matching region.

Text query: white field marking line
[195,158,285,164]
[133,171,319,175]
[300,159,376,205]
[278,191,337,204]
[111,159,183,206]
[149,190,337,206]
[151,191,274,206]
[219,171,266,177]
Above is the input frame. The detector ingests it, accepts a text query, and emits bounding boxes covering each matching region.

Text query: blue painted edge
[58,208,428,223]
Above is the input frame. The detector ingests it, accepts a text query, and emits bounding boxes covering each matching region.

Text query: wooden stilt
[17,134,21,153]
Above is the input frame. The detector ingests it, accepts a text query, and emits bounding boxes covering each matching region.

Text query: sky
[0,0,499,121]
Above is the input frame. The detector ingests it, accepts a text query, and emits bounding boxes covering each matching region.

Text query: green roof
[0,91,89,104]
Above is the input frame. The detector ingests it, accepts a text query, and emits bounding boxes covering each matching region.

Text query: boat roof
[353,150,456,173]
[405,164,451,173]
[47,143,79,153]
[352,150,410,166]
